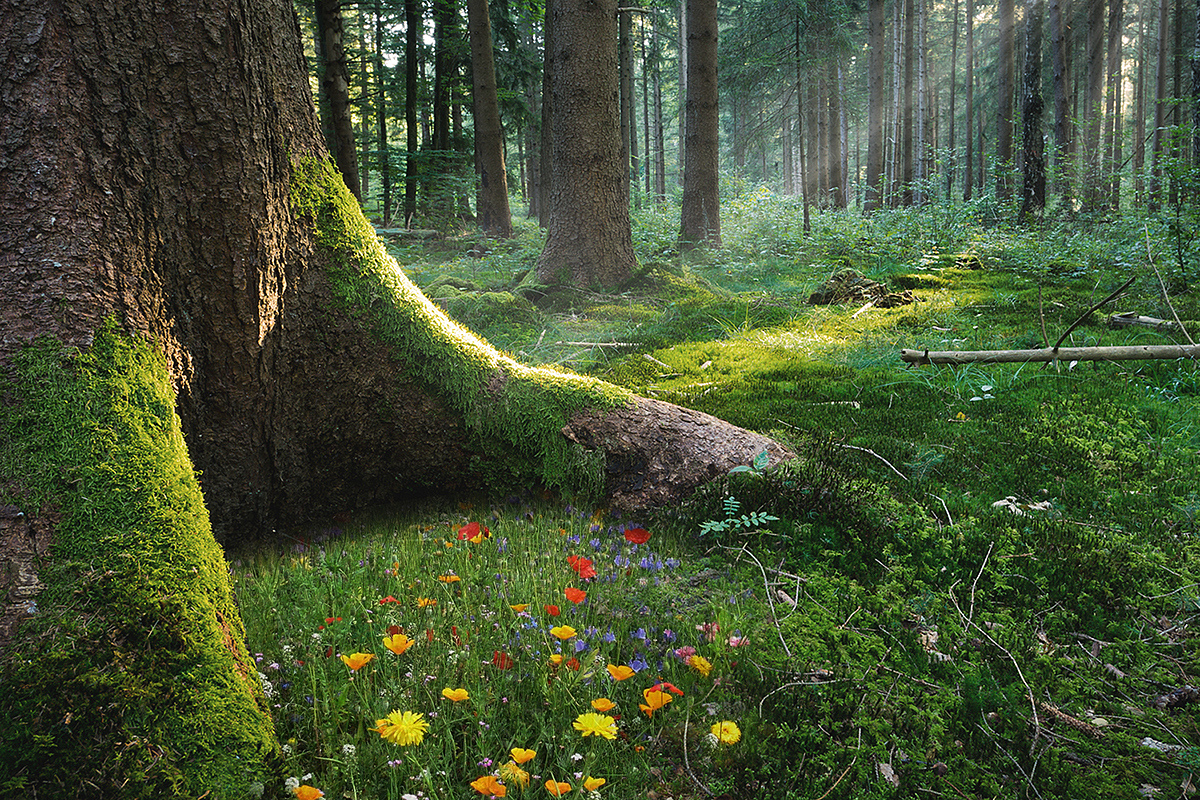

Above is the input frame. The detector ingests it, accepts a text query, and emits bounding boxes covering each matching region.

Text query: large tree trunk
[1082,0,1106,210]
[466,0,513,237]
[1020,0,1046,220]
[679,0,721,248]
[536,0,637,287]
[0,0,789,792]
[997,0,1016,201]
[1049,0,1071,205]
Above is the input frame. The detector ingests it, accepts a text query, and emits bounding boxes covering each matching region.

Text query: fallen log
[901,344,1200,366]
[1107,312,1196,333]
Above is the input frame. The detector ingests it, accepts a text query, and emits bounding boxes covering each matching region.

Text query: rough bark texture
[316,0,362,200]
[679,0,720,248]
[996,0,1015,200]
[466,0,513,237]
[865,0,885,213]
[563,399,791,511]
[1020,0,1046,219]
[536,0,637,288]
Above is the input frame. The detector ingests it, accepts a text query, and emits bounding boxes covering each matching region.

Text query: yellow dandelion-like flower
[688,654,713,677]
[417,597,437,608]
[294,786,324,800]
[711,720,741,745]
[442,687,470,702]
[583,777,606,791]
[550,625,577,640]
[499,761,531,788]
[383,633,414,655]
[549,653,564,666]
[590,697,616,713]
[510,747,536,764]
[340,652,374,671]
[371,710,429,746]
[573,712,618,740]
[438,574,462,583]
[509,604,529,613]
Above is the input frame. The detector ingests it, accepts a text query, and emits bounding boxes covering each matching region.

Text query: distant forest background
[301,0,1200,228]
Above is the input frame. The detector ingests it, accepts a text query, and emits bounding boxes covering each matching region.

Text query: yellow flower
[438,574,462,583]
[638,688,672,717]
[470,775,506,796]
[688,654,713,677]
[442,687,470,702]
[573,712,618,740]
[549,653,565,666]
[583,777,606,791]
[499,761,531,787]
[417,597,437,608]
[371,710,429,746]
[509,604,529,613]
[340,652,374,671]
[606,664,635,681]
[294,787,324,800]
[545,779,572,797]
[590,697,616,713]
[550,625,577,640]
[711,720,741,745]
[510,747,537,764]
[383,633,414,655]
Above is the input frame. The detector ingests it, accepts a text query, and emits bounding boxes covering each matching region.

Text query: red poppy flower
[452,625,463,646]
[565,657,581,671]
[457,522,491,542]
[651,680,684,696]
[387,624,402,636]
[493,650,514,670]
[544,604,561,617]
[567,555,597,580]
[380,595,400,605]
[623,527,651,544]
[324,646,333,658]
[564,587,587,604]
[426,629,435,643]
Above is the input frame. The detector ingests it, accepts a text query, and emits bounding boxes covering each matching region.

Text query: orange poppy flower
[564,587,587,604]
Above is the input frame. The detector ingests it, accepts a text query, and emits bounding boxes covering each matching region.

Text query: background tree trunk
[864,0,885,212]
[997,0,1016,200]
[316,0,362,200]
[680,0,721,248]
[1020,0,1046,219]
[466,0,513,237]
[536,0,637,287]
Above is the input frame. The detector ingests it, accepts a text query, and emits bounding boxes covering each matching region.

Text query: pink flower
[674,645,696,661]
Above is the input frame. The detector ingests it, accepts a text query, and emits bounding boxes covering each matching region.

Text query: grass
[236,187,1200,799]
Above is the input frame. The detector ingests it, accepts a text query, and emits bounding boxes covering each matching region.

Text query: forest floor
[234,196,1200,799]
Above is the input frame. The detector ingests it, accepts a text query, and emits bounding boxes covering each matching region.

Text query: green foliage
[697,492,780,539]
[0,324,276,798]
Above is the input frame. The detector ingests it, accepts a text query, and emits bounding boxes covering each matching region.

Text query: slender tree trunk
[902,0,914,205]
[620,10,634,200]
[679,0,720,248]
[997,0,1016,200]
[864,0,885,212]
[796,18,811,232]
[891,0,903,205]
[1049,0,1071,205]
[642,21,652,196]
[316,0,362,199]
[1104,0,1124,210]
[539,0,554,226]
[358,9,371,199]
[466,0,512,236]
[914,0,927,205]
[948,0,960,200]
[964,0,974,201]
[1193,0,1200,189]
[537,0,637,286]
[1149,0,1169,210]
[1169,0,1182,205]
[678,0,687,187]
[1082,0,1105,209]
[653,11,666,201]
[523,17,541,219]
[1020,0,1046,220]
[404,0,418,224]
[1134,0,1148,205]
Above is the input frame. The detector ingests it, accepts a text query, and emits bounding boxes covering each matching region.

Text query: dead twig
[1145,223,1196,345]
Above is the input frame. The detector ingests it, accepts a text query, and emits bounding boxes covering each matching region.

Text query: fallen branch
[901,344,1200,366]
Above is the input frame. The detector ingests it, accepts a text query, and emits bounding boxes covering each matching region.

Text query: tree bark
[679,0,721,248]
[404,0,419,224]
[1049,0,1071,205]
[964,0,974,201]
[315,0,362,200]
[1149,0,1169,211]
[0,0,792,789]
[997,0,1016,201]
[536,0,637,287]
[1020,0,1046,220]
[864,0,885,212]
[466,0,513,237]
[1082,0,1106,210]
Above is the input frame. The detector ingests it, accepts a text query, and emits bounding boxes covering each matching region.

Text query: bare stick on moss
[901,343,1200,366]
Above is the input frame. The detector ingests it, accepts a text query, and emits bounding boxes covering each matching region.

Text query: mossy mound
[0,325,277,798]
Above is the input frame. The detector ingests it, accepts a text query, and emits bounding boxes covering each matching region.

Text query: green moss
[0,324,277,798]
[289,157,629,497]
